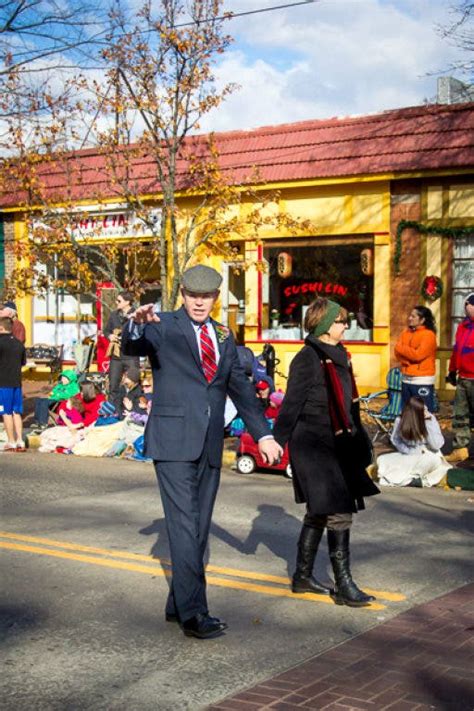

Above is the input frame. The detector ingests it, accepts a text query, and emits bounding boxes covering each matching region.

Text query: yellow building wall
[245,340,389,396]
[10,176,473,397]
[14,219,34,346]
[277,182,389,236]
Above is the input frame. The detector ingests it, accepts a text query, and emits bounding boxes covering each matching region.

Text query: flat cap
[181,265,222,293]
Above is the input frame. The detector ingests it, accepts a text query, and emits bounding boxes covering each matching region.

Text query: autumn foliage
[1,0,311,310]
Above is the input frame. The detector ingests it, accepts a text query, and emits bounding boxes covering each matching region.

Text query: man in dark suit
[123,265,282,639]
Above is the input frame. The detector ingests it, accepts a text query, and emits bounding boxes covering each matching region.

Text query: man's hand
[129,303,160,324]
[258,438,284,466]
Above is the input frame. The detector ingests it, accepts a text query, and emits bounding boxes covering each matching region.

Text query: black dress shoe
[166,611,222,625]
[182,613,227,639]
[165,612,180,623]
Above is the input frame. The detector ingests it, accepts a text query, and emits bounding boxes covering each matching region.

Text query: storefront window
[262,239,374,341]
[31,250,126,359]
[32,244,163,358]
[451,234,474,340]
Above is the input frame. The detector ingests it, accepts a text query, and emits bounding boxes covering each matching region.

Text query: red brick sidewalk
[208,584,474,711]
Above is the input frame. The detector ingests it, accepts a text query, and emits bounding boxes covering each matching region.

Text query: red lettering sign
[283,280,348,298]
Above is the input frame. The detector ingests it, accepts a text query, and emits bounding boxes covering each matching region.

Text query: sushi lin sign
[70,208,162,240]
[32,207,162,240]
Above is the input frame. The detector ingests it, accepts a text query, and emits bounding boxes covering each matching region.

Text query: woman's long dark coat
[273,336,379,515]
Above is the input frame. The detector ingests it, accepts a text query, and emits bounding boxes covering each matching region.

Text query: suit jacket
[122,306,271,466]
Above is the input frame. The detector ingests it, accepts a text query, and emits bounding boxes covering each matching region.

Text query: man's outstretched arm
[121,303,161,357]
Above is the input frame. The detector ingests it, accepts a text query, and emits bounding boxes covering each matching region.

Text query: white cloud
[200,0,473,132]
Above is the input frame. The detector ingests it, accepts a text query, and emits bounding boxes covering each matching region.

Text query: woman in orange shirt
[394,305,437,412]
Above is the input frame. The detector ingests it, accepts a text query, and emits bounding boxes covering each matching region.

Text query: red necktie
[200,324,217,382]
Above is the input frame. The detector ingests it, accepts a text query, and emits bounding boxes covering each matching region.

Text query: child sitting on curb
[39,395,85,453]
[376,396,449,488]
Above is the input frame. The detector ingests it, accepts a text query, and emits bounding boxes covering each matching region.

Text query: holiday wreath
[421,275,443,302]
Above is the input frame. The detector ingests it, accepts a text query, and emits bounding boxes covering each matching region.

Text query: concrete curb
[25,433,41,449]
[222,448,236,468]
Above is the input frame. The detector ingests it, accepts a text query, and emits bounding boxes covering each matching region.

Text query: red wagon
[236,432,292,478]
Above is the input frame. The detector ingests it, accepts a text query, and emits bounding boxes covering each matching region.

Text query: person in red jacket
[446,293,474,463]
[77,380,106,427]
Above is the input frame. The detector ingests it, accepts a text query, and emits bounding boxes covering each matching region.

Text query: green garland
[394,220,474,275]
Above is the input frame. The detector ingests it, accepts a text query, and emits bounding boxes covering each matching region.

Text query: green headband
[311,300,341,338]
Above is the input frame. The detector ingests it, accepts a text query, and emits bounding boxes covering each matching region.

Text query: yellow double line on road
[0,531,405,611]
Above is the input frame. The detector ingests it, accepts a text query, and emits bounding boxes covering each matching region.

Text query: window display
[262,240,374,341]
[451,234,474,340]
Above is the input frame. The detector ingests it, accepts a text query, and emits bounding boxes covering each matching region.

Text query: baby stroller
[359,367,402,443]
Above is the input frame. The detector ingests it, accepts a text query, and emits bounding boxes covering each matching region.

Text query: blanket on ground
[376,448,449,487]
[72,420,144,457]
[39,425,86,453]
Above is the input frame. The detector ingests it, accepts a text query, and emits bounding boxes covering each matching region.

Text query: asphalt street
[1,452,473,710]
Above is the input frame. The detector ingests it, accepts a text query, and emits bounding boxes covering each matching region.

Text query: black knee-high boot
[292,525,331,595]
[327,529,375,607]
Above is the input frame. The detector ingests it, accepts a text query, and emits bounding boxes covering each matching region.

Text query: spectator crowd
[0,293,472,482]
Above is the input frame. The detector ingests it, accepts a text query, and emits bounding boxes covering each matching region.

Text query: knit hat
[312,299,342,338]
[465,292,474,306]
[269,390,285,405]
[255,380,270,391]
[2,301,17,312]
[99,400,118,417]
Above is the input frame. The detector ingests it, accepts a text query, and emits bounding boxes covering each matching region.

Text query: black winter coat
[273,336,379,515]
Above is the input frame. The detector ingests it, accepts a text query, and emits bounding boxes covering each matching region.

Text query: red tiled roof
[2,102,474,207]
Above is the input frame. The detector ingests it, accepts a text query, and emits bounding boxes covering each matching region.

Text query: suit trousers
[154,446,221,623]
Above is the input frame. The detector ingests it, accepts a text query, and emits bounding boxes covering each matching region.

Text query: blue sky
[1,0,471,149]
[200,0,473,132]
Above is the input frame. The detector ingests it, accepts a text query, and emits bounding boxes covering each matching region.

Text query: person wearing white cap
[122,264,282,639]
[446,293,474,463]
[0,300,26,344]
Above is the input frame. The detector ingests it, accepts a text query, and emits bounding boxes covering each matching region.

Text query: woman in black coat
[273,297,379,607]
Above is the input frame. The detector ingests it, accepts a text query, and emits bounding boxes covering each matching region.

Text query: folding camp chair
[73,341,95,382]
[359,367,402,443]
